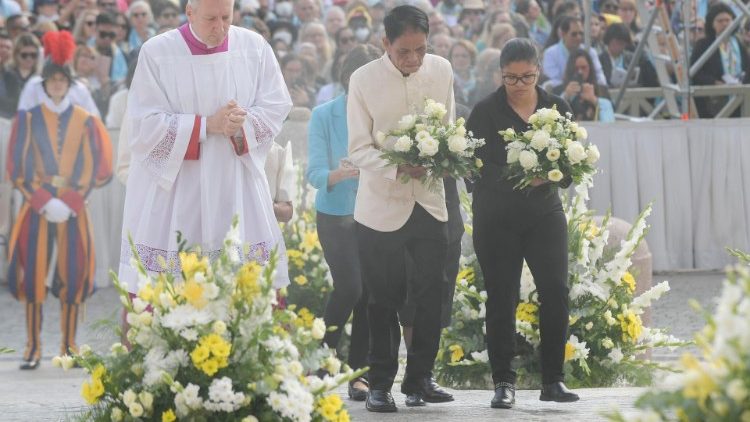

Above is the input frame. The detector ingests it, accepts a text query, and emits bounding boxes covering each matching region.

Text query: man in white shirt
[347,5,455,413]
[542,15,607,88]
[119,0,292,292]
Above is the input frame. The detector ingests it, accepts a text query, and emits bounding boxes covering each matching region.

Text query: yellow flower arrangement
[161,409,177,422]
[449,344,464,363]
[81,364,106,404]
[179,251,208,279]
[316,394,349,422]
[516,302,538,324]
[621,272,636,293]
[190,334,231,376]
[617,310,643,344]
[294,275,308,286]
[564,342,576,362]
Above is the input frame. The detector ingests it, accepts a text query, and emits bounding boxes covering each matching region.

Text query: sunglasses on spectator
[132,12,148,18]
[502,72,538,86]
[339,36,355,44]
[161,12,177,18]
[568,31,584,37]
[85,20,96,26]
[99,1,116,7]
[99,31,117,39]
[20,52,39,60]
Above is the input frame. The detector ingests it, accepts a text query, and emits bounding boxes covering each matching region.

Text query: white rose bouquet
[501,106,598,190]
[379,98,485,189]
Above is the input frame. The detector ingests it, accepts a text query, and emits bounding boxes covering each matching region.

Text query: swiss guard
[6,31,113,370]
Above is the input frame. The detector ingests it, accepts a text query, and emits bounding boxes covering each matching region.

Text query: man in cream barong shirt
[118,0,292,293]
[347,5,456,412]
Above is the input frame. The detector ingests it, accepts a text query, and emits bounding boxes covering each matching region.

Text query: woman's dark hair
[515,0,532,16]
[450,39,478,66]
[553,0,579,20]
[603,22,632,46]
[334,26,354,47]
[340,44,382,92]
[383,5,429,43]
[704,2,736,40]
[499,37,540,68]
[563,48,609,98]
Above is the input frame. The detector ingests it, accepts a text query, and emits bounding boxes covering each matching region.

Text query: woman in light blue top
[305,44,382,401]
[126,1,155,52]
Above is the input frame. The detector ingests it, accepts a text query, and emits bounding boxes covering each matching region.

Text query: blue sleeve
[597,98,615,122]
[305,108,332,191]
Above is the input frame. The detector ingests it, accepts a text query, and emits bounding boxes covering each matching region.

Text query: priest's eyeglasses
[502,72,538,86]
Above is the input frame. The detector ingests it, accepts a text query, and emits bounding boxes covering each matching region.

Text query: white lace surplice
[119,27,292,292]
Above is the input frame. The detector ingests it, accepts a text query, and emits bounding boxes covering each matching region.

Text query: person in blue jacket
[305,44,382,401]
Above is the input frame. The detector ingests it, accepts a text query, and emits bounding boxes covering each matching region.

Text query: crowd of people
[1,0,750,125]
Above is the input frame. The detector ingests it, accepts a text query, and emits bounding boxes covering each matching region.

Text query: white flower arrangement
[56,218,358,421]
[380,98,485,189]
[501,106,598,190]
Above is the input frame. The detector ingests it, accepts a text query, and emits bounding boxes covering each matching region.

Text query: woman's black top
[466,85,572,194]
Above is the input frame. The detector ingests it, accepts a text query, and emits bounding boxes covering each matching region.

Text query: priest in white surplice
[118,0,292,292]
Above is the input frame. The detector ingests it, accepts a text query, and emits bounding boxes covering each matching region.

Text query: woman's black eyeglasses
[502,73,538,86]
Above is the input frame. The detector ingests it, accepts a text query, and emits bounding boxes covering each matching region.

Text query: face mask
[355,27,370,42]
[275,2,293,17]
[273,30,292,45]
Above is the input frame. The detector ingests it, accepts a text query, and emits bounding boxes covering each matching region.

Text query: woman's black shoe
[540,381,579,402]
[348,377,369,401]
[491,382,515,409]
[19,359,40,370]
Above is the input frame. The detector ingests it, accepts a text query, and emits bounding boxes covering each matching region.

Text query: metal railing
[609,85,750,119]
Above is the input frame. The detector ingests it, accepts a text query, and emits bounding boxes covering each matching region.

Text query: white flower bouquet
[379,98,485,189]
[501,106,599,190]
[55,218,358,422]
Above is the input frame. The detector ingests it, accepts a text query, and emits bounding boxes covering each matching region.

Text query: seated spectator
[73,44,112,116]
[590,13,606,54]
[516,0,550,47]
[450,39,478,107]
[72,9,99,45]
[113,12,129,52]
[300,22,332,81]
[618,0,641,40]
[153,1,181,31]
[553,48,615,122]
[324,6,346,37]
[334,26,359,56]
[600,23,635,87]
[0,29,11,65]
[488,23,516,50]
[91,11,128,87]
[126,1,155,52]
[690,3,750,117]
[551,0,581,21]
[543,15,607,88]
[281,52,316,109]
[458,0,485,42]
[429,32,454,59]
[2,33,41,115]
[470,51,502,106]
[6,14,32,40]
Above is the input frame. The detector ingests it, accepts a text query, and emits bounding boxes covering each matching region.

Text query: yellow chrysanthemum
[564,342,575,362]
[92,364,106,380]
[201,359,220,376]
[191,345,210,365]
[296,308,315,328]
[680,354,716,403]
[294,275,308,286]
[448,344,464,363]
[516,302,538,324]
[617,311,643,343]
[316,394,344,421]
[162,409,177,422]
[179,251,208,279]
[182,280,207,309]
[457,267,475,284]
[621,272,636,293]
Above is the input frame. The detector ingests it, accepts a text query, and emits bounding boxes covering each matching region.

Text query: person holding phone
[553,48,614,122]
[306,44,381,402]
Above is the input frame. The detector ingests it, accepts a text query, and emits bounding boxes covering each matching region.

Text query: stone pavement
[0,270,725,421]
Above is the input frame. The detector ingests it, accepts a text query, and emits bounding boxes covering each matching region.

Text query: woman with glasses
[2,34,42,115]
[72,9,100,45]
[466,37,579,410]
[126,1,155,52]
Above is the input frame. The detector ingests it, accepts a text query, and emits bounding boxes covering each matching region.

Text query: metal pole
[614,2,661,110]
[681,0,690,117]
[688,15,744,77]
[583,0,591,50]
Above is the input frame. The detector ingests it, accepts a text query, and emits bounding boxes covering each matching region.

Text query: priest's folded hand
[207,101,248,137]
[41,198,73,223]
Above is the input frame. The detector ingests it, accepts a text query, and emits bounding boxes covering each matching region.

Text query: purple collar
[178,23,229,55]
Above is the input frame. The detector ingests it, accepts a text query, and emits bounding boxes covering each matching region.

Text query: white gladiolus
[530,130,551,150]
[518,150,538,170]
[417,136,440,157]
[586,145,600,164]
[448,135,468,152]
[608,347,624,363]
[546,149,561,161]
[566,141,588,164]
[397,114,417,130]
